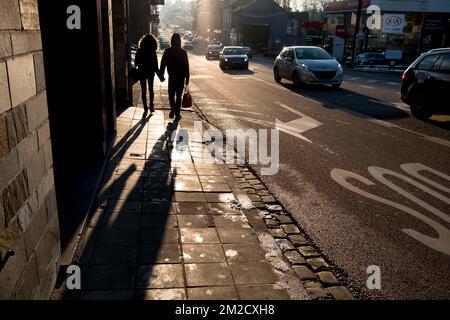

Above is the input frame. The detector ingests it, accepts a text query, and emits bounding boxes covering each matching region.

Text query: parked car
[346,51,408,67]
[401,48,450,119]
[219,46,249,70]
[206,45,221,60]
[273,46,343,88]
[354,52,386,65]
[159,37,170,49]
[183,40,193,50]
[242,46,253,59]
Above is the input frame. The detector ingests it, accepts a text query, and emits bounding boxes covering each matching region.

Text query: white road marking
[193,67,450,150]
[361,85,375,89]
[331,164,450,256]
[274,102,322,143]
[422,136,450,148]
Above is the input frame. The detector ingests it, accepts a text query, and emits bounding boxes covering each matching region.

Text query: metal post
[351,0,363,66]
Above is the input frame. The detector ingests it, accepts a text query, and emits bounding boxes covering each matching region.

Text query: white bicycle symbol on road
[331,163,450,256]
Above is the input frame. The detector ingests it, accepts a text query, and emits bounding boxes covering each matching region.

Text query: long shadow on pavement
[59,113,180,299]
[281,82,409,121]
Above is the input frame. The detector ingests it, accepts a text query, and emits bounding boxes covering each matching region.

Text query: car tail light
[402,71,406,80]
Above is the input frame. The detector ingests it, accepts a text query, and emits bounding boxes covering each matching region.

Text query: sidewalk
[52,76,356,300]
[52,78,310,300]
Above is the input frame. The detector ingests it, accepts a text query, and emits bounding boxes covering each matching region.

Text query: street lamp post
[351,0,363,66]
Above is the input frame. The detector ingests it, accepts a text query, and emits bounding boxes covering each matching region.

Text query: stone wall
[0,0,61,299]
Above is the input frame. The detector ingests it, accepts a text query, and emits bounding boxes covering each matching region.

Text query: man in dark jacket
[160,33,190,119]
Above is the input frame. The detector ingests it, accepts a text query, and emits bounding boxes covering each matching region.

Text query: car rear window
[223,48,245,55]
[417,54,439,70]
[437,54,450,72]
[295,48,332,60]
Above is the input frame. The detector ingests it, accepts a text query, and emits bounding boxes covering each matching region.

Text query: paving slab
[237,285,290,300]
[136,264,184,289]
[216,228,258,244]
[180,228,220,244]
[182,244,225,263]
[230,262,278,285]
[185,263,233,287]
[85,265,135,290]
[137,244,181,264]
[188,286,238,300]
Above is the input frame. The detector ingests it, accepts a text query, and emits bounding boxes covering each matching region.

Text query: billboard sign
[382,14,405,34]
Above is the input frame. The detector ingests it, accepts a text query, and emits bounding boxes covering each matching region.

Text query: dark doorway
[37,0,115,259]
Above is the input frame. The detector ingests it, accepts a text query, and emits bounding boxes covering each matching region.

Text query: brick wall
[0,0,61,300]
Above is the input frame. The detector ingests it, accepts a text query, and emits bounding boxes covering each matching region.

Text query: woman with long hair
[135,33,164,113]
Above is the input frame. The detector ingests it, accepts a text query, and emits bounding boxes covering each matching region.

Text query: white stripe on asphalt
[192,72,449,149]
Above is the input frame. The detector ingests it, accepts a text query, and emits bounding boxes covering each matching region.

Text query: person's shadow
[59,114,181,300]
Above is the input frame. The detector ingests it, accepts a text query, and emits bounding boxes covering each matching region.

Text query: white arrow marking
[275,102,322,143]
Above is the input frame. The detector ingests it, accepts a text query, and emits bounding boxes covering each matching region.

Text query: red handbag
[182,86,192,108]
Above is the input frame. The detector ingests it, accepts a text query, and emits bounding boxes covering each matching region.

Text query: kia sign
[382,14,405,34]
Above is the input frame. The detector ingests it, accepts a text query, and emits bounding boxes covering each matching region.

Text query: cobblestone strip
[224,163,357,300]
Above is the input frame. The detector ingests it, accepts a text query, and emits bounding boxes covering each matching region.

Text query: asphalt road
[185,49,450,299]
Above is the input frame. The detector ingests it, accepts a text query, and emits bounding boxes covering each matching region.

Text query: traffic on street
[183,44,450,299]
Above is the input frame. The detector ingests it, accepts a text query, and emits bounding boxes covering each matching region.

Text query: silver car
[274,46,343,88]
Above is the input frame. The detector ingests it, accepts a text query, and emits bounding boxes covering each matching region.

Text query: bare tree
[275,0,292,11]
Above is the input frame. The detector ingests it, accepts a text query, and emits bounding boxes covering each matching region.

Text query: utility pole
[351,0,363,66]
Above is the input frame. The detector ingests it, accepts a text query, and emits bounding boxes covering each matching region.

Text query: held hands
[158,71,165,82]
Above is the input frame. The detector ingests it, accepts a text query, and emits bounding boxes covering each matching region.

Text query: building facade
[222,0,288,53]
[324,0,450,62]
[0,0,155,299]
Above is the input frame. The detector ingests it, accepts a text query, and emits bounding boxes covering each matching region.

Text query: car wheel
[274,68,281,83]
[293,72,301,87]
[410,90,433,120]
[332,83,341,89]
[244,63,249,70]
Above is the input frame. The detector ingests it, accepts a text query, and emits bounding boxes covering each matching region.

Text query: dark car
[242,46,253,59]
[401,48,450,119]
[206,45,220,60]
[345,52,385,66]
[219,47,249,70]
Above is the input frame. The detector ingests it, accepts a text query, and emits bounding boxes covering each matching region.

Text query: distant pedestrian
[160,33,190,119]
[135,33,164,114]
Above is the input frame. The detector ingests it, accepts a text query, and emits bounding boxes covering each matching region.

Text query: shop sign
[335,25,347,39]
[382,14,405,34]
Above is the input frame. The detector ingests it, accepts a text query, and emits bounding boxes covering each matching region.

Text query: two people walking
[135,33,190,119]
